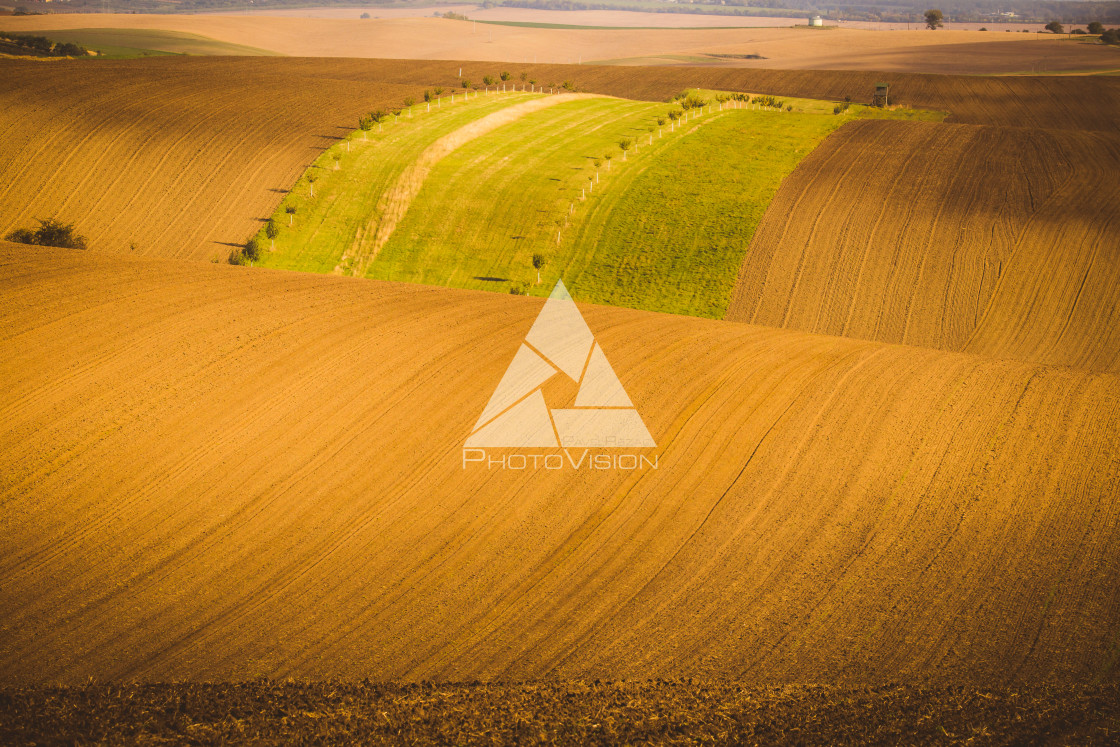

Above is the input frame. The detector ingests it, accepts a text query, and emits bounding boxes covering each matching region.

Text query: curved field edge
[725,119,1120,372]
[2,682,1118,745]
[1,244,1117,686]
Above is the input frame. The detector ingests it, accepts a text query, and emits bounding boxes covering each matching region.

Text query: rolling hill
[725,119,1120,372]
[1,243,1117,686]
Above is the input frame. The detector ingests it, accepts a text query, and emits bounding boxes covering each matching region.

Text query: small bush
[55,42,87,56]
[360,12,370,18]
[6,218,88,250]
[243,236,262,263]
[6,227,35,244]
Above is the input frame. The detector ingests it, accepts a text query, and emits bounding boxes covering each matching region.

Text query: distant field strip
[34,28,281,58]
[725,119,1120,372]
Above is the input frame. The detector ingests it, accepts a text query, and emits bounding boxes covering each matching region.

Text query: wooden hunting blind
[874,83,890,108]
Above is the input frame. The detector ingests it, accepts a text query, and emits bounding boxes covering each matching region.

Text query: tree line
[0,31,89,57]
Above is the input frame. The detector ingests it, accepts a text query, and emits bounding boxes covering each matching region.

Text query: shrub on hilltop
[5,218,88,250]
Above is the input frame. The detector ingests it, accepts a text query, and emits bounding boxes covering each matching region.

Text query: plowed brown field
[1,244,1117,686]
[6,14,1119,75]
[0,58,433,259]
[725,119,1120,372]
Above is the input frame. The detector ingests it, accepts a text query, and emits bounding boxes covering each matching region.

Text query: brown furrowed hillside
[725,119,1120,372]
[0,58,433,259]
[1,244,1117,686]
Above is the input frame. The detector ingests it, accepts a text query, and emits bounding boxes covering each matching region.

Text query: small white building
[809,15,824,26]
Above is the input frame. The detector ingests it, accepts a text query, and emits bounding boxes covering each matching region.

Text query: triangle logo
[466,280,655,449]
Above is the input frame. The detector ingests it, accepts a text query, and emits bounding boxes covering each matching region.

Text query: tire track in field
[338,94,597,278]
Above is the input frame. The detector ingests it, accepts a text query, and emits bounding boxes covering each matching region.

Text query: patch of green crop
[261,90,860,319]
[258,92,538,274]
[564,107,843,317]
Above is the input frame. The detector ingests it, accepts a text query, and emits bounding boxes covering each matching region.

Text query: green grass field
[41,28,279,58]
[372,96,665,293]
[561,107,843,317]
[258,92,540,275]
[258,89,931,318]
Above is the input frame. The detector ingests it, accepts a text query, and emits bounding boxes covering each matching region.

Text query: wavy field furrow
[1,244,1117,687]
[726,119,1120,372]
[0,58,430,259]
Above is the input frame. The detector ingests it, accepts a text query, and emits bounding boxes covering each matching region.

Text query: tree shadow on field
[214,241,245,249]
[474,276,510,282]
